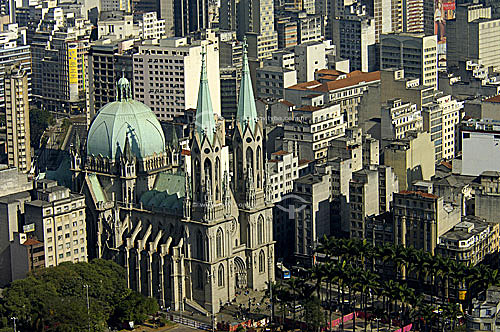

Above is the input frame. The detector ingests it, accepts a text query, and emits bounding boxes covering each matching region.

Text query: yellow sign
[68,45,78,85]
[459,290,466,300]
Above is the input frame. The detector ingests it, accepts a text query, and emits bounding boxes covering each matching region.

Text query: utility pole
[11,317,16,332]
[84,284,90,332]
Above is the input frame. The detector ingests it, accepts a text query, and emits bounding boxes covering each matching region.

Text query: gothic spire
[236,37,258,129]
[194,45,216,143]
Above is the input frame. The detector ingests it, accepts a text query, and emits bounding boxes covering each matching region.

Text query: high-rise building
[380,98,423,140]
[25,180,87,267]
[86,39,135,125]
[422,94,463,162]
[374,0,403,42]
[380,33,438,89]
[5,65,30,173]
[31,19,92,113]
[404,0,434,35]
[447,4,500,71]
[160,0,209,37]
[132,37,220,120]
[333,12,376,72]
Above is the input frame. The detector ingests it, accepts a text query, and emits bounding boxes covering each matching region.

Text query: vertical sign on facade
[68,43,79,101]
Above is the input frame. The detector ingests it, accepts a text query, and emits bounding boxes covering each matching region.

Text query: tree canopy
[0,259,158,332]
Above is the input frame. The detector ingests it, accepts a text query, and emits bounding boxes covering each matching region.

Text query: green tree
[29,108,55,149]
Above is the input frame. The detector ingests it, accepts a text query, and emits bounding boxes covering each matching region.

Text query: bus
[276,262,290,280]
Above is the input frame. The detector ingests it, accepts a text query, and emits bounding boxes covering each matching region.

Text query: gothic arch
[196,265,204,289]
[217,264,224,287]
[215,157,221,201]
[259,250,265,273]
[234,257,247,288]
[257,215,264,245]
[216,228,224,258]
[256,146,262,189]
[246,146,254,171]
[194,158,201,201]
[196,230,204,260]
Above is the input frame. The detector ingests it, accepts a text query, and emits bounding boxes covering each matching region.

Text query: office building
[276,16,298,48]
[86,39,135,125]
[380,33,438,89]
[132,37,220,120]
[255,65,297,99]
[4,65,30,173]
[380,68,435,109]
[384,131,435,191]
[405,0,434,35]
[159,0,209,37]
[31,19,93,113]
[333,12,376,72]
[374,0,403,42]
[293,41,327,82]
[447,4,500,71]
[393,190,461,253]
[466,286,500,332]
[140,12,166,39]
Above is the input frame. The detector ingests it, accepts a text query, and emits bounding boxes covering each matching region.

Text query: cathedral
[70,43,275,314]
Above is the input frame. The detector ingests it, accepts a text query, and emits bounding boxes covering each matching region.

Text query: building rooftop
[398,190,438,199]
[287,71,380,92]
[483,95,500,103]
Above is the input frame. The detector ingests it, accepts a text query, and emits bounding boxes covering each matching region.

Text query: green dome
[87,78,166,160]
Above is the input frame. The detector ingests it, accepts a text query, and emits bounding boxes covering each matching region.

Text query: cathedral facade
[71,43,274,314]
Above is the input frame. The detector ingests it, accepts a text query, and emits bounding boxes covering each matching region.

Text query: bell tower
[231,38,274,290]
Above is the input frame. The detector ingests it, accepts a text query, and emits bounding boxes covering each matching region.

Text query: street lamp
[83,284,90,332]
[11,317,16,332]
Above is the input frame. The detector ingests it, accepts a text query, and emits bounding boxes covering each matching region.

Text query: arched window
[194,158,201,201]
[246,147,254,171]
[196,265,204,289]
[216,228,224,258]
[196,230,204,260]
[256,146,262,189]
[215,157,221,200]
[218,264,224,287]
[257,215,264,245]
[259,250,265,273]
[236,146,243,184]
[204,158,212,191]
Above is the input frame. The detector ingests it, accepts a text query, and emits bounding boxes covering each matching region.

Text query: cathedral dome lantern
[86,76,166,163]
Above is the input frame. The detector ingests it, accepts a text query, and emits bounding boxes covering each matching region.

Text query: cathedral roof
[236,39,258,128]
[86,77,166,161]
[139,172,185,214]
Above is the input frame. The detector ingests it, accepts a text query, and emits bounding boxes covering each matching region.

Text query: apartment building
[255,66,297,99]
[97,11,137,41]
[460,119,500,176]
[381,98,423,140]
[140,12,166,40]
[283,102,346,162]
[437,216,499,266]
[25,180,87,267]
[285,71,381,128]
[132,37,220,120]
[5,65,30,173]
[422,94,463,162]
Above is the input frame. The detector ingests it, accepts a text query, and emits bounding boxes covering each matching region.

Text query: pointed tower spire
[236,37,258,128]
[194,45,216,143]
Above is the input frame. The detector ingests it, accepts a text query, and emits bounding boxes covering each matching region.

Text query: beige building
[132,37,220,120]
[380,68,435,109]
[5,65,30,173]
[26,180,87,267]
[394,190,461,253]
[384,131,435,191]
[437,216,499,266]
[380,33,438,90]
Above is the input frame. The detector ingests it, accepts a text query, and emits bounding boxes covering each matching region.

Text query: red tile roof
[23,238,42,246]
[287,71,380,93]
[298,159,311,166]
[484,95,500,103]
[272,150,290,156]
[279,100,294,107]
[399,190,438,199]
[181,149,190,156]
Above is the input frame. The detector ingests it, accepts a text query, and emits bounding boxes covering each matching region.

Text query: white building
[381,98,423,139]
[267,150,305,203]
[460,119,500,176]
[294,41,328,82]
[132,37,220,120]
[97,11,137,41]
[139,12,166,40]
[423,94,463,162]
